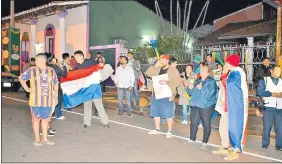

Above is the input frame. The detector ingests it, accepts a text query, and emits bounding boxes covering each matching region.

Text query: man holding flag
[223,54,248,161]
[62,50,109,129]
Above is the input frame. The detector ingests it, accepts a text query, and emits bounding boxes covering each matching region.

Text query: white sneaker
[198,124,203,128]
[57,116,66,120]
[201,143,208,148]
[184,138,195,144]
[181,120,188,124]
[148,129,161,135]
[166,132,173,139]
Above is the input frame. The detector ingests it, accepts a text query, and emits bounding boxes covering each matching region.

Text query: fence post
[266,44,270,58]
[247,37,254,83]
[201,46,204,62]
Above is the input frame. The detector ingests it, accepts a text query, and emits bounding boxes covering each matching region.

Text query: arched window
[21,32,29,73]
[44,24,56,54]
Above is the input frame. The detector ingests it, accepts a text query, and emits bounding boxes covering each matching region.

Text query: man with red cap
[221,54,248,160]
[146,55,181,138]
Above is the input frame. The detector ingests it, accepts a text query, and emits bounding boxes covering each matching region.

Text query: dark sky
[2,0,262,29]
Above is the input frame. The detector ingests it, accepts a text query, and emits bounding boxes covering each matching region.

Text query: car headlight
[13,78,19,82]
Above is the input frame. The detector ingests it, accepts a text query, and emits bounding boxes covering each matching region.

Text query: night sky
[2,0,262,29]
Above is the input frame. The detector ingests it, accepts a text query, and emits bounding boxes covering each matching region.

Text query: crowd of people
[18,50,282,161]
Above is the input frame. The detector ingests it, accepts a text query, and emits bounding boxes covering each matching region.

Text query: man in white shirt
[115,56,135,117]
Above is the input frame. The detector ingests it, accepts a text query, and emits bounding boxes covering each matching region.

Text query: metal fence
[135,43,280,90]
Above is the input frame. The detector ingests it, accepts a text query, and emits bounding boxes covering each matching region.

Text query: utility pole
[10,0,15,27]
[276,7,282,77]
[276,7,281,63]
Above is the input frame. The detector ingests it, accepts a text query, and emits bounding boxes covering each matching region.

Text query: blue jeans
[54,87,63,118]
[117,88,132,114]
[131,80,139,106]
[161,103,175,124]
[262,108,282,148]
[182,105,191,121]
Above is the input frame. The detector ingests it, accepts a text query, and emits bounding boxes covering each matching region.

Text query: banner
[2,28,10,72]
[9,27,21,76]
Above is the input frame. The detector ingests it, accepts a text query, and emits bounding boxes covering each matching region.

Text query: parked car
[1,66,21,92]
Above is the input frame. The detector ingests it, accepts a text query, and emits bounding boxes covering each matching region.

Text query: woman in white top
[178,65,194,124]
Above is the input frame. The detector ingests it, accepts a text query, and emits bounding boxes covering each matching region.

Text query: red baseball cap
[160,54,170,60]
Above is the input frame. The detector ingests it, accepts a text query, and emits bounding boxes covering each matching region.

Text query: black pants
[100,82,106,93]
[26,80,30,100]
[190,106,214,143]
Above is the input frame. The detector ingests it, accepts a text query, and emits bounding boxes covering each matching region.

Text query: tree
[134,34,190,63]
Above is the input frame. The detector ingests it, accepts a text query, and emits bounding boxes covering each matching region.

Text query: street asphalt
[1,92,282,163]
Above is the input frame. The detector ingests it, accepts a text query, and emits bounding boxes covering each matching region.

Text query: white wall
[14,5,87,60]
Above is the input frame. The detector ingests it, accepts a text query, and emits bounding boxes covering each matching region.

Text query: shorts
[150,96,174,119]
[31,107,53,119]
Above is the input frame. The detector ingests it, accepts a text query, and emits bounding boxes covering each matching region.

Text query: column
[30,18,38,58]
[58,11,68,60]
[247,37,254,83]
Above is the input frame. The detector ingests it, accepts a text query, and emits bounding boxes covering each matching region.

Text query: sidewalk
[102,88,275,138]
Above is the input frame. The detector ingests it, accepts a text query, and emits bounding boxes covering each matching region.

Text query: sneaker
[166,131,173,139]
[33,141,42,147]
[184,138,195,144]
[40,131,54,137]
[42,140,55,146]
[212,147,230,156]
[82,124,88,128]
[104,124,109,129]
[127,113,133,117]
[57,116,66,120]
[198,124,203,128]
[52,116,56,119]
[115,113,123,117]
[148,129,161,135]
[181,120,188,124]
[48,128,56,134]
[201,143,208,148]
[224,150,239,161]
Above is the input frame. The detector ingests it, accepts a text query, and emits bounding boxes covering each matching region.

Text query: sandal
[42,140,55,146]
[33,141,42,147]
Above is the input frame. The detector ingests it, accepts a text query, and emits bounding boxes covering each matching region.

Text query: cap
[226,54,240,67]
[160,54,170,60]
[193,56,201,62]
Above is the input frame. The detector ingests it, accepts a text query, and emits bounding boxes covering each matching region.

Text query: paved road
[1,92,282,163]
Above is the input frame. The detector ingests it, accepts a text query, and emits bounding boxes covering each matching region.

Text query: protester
[186,63,218,147]
[146,55,181,139]
[97,57,106,95]
[223,54,248,160]
[161,57,178,124]
[256,65,282,152]
[127,52,141,110]
[73,50,109,128]
[217,63,223,72]
[18,53,58,146]
[179,64,194,124]
[47,53,67,120]
[70,56,77,70]
[115,56,135,117]
[206,54,217,70]
[254,57,272,86]
[95,52,105,63]
[62,53,73,71]
[192,56,201,77]
[212,65,230,156]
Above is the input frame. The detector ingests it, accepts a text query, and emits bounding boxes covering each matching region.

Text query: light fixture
[142,35,150,42]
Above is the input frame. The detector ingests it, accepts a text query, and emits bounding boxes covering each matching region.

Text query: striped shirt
[20,66,58,107]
